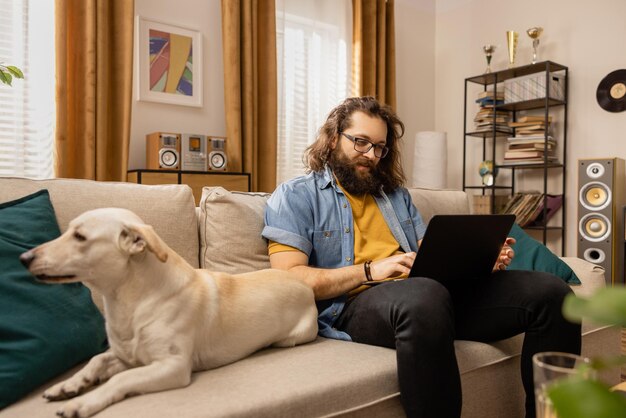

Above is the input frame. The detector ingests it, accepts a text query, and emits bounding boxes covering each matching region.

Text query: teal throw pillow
[508,223,581,285]
[0,190,108,409]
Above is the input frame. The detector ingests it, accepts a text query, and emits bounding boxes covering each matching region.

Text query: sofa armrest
[560,257,606,298]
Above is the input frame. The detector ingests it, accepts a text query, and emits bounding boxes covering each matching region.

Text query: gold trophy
[483,45,496,73]
[526,27,543,64]
[506,31,519,68]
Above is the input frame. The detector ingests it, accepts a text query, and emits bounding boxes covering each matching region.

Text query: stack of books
[473,91,511,134]
[508,115,552,136]
[499,193,563,227]
[503,115,556,165]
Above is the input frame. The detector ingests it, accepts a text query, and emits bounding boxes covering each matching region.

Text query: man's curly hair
[304,96,406,192]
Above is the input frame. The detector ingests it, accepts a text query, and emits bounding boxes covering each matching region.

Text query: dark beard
[328,148,383,196]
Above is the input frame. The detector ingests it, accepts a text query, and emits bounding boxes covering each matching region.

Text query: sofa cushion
[0,190,108,409]
[3,320,618,418]
[508,224,581,284]
[199,187,271,273]
[408,188,472,223]
[0,177,199,268]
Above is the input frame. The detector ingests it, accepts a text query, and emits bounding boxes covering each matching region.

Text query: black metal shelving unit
[462,61,568,255]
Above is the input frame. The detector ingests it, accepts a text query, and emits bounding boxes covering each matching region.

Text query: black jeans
[334,270,581,418]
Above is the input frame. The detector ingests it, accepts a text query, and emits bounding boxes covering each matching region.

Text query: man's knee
[526,271,573,306]
[391,278,455,342]
[501,270,572,302]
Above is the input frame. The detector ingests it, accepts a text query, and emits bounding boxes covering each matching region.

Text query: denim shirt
[262,166,427,341]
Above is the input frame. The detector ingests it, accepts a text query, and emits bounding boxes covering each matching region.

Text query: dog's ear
[119,223,168,263]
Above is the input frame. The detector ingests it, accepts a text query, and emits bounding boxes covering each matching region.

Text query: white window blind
[0,0,55,178]
[275,0,352,185]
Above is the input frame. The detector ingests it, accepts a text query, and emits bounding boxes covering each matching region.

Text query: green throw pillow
[0,190,108,409]
[508,223,581,285]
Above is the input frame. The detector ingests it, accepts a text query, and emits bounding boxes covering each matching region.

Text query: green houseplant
[548,287,626,417]
[0,63,24,86]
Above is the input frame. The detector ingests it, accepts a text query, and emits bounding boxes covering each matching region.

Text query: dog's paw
[54,394,110,418]
[55,399,82,418]
[44,378,89,401]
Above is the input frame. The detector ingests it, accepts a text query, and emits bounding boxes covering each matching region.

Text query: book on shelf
[516,115,553,124]
[476,108,508,116]
[499,193,562,227]
[508,142,554,151]
[506,135,555,142]
[516,129,549,136]
[477,90,504,100]
[500,156,558,165]
[509,123,548,131]
[475,97,504,106]
[473,125,513,133]
[504,150,553,159]
[529,194,563,226]
[516,194,544,227]
[499,193,524,215]
[475,116,509,125]
[499,193,541,226]
[508,121,549,128]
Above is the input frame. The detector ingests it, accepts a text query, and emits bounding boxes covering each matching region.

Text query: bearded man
[262,96,580,418]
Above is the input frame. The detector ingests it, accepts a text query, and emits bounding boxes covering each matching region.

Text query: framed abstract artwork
[136,17,203,107]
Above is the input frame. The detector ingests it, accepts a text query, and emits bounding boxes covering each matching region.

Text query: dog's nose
[20,251,35,268]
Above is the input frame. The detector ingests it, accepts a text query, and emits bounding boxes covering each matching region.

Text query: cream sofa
[0,177,620,418]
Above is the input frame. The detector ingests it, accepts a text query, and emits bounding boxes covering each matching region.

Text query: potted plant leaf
[548,287,626,417]
[0,63,24,86]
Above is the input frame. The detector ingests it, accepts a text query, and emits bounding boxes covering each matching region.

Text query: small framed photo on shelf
[135,16,203,107]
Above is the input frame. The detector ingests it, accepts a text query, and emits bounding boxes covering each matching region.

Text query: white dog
[20,208,318,418]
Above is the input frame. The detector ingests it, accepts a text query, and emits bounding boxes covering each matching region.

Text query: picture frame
[135,16,203,107]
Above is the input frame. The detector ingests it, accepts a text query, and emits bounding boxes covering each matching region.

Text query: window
[0,0,55,178]
[275,0,352,185]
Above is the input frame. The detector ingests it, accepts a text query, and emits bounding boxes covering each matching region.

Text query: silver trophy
[483,45,496,73]
[526,27,543,64]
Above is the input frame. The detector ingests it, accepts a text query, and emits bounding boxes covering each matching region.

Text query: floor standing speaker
[577,158,626,285]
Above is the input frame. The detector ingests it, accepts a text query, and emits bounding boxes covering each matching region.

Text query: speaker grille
[583,247,606,264]
[579,213,611,242]
[579,182,612,210]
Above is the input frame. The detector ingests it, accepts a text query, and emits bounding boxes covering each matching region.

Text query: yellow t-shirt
[268,184,404,297]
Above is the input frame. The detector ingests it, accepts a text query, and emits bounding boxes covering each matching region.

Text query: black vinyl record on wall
[596,69,626,113]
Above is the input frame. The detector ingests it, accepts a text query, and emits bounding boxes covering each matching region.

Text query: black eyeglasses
[340,132,389,158]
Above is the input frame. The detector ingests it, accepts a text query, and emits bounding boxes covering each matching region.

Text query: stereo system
[577,158,625,285]
[181,134,208,171]
[146,132,227,172]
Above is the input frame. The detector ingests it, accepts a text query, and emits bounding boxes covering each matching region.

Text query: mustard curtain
[55,0,134,181]
[221,0,277,192]
[352,0,396,109]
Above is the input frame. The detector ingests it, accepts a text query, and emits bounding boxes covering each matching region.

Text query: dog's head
[20,208,168,286]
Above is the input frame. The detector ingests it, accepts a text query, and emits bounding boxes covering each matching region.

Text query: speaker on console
[577,158,625,285]
[146,132,181,170]
[207,137,227,171]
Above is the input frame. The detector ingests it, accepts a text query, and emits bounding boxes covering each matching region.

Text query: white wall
[433,0,626,256]
[395,0,437,182]
[130,0,225,169]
